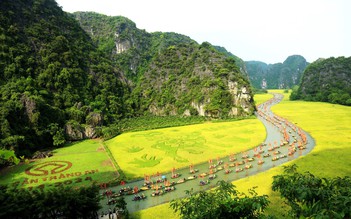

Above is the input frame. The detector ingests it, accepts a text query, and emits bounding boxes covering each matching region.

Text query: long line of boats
[106,93,308,205]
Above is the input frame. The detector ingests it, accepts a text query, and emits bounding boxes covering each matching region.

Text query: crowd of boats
[104,93,309,206]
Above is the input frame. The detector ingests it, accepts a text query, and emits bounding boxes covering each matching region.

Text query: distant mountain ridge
[246,55,309,89]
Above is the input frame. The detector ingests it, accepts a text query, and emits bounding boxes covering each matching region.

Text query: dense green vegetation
[290,56,351,105]
[73,12,255,118]
[72,12,195,83]
[246,55,309,89]
[213,45,249,77]
[0,0,132,157]
[0,184,101,218]
[135,42,254,117]
[170,180,269,219]
[0,1,255,159]
[169,168,351,219]
[273,165,351,218]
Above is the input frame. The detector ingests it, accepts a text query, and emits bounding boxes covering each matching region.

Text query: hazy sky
[56,0,350,64]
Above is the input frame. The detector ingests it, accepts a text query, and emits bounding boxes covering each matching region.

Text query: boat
[199,180,208,186]
[187,175,197,180]
[164,186,176,192]
[189,169,199,174]
[258,160,265,165]
[229,157,237,162]
[208,174,216,180]
[235,168,243,172]
[199,173,207,177]
[245,164,253,169]
[272,156,279,161]
[273,151,281,155]
[132,194,147,201]
[216,166,224,171]
[263,153,271,158]
[140,186,149,191]
[151,190,163,197]
[171,173,181,179]
[209,164,217,169]
[224,169,232,174]
[229,163,236,167]
[237,161,245,165]
[176,178,186,184]
[241,154,249,159]
[280,154,287,158]
[247,158,255,162]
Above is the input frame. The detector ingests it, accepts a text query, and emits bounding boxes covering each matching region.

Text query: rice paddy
[105,118,266,179]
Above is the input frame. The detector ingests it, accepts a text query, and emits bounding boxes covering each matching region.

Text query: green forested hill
[134,42,254,117]
[72,12,255,117]
[0,0,132,157]
[213,45,249,77]
[246,55,309,89]
[291,56,351,105]
[0,2,255,159]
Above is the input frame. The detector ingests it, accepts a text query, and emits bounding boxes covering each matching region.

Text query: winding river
[100,92,315,214]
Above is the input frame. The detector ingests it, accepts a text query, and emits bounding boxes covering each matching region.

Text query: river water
[99,93,315,215]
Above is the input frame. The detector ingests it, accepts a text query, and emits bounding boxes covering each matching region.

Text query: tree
[114,197,129,219]
[272,165,351,218]
[170,180,269,219]
[0,184,101,218]
[0,149,19,167]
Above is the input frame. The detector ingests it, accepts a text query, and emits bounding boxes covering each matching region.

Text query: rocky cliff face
[115,33,131,54]
[136,42,255,118]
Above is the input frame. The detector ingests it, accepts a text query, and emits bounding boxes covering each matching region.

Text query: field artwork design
[0,140,118,190]
[106,119,266,179]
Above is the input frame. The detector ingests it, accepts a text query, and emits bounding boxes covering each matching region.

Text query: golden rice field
[131,90,351,219]
[105,118,266,179]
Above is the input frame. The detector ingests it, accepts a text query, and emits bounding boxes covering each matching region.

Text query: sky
[55,0,351,64]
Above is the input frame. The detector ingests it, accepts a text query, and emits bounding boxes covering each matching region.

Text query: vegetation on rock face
[290,56,351,105]
[246,55,309,89]
[0,0,131,156]
[135,42,254,117]
[213,45,249,77]
[72,12,255,118]
[72,11,195,83]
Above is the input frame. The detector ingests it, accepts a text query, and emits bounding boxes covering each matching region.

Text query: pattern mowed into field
[0,140,118,190]
[106,118,266,179]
